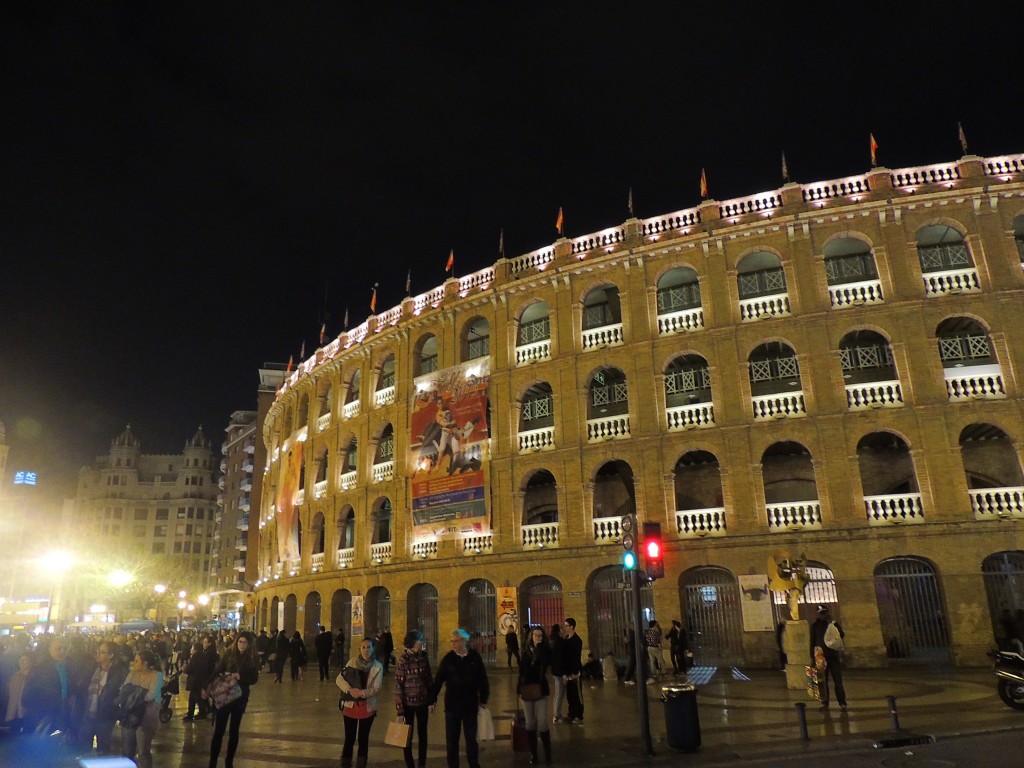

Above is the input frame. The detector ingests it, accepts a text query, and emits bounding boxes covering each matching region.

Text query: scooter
[990,649,1024,709]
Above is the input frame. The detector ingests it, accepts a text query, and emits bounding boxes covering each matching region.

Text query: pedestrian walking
[315,626,334,681]
[255,630,270,671]
[273,629,289,683]
[289,631,308,681]
[334,628,347,669]
[517,626,552,765]
[561,618,584,724]
[644,620,665,680]
[666,620,687,675]
[394,630,434,768]
[548,624,565,722]
[337,638,384,768]
[208,631,261,768]
[430,628,489,768]
[505,625,521,670]
[809,606,847,710]
[119,648,163,768]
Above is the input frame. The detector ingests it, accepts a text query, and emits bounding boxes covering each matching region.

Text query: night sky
[0,3,1018,499]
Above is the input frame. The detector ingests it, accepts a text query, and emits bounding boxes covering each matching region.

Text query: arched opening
[770,561,838,624]
[522,469,558,526]
[586,565,653,667]
[304,591,321,640]
[839,329,902,409]
[738,251,789,320]
[520,576,563,635]
[310,512,326,555]
[587,367,629,440]
[761,441,820,529]
[373,423,395,469]
[824,236,882,306]
[314,448,329,485]
[960,424,1024,517]
[983,552,1024,650]
[679,566,744,665]
[917,224,973,271]
[518,382,554,452]
[414,334,439,377]
[673,450,725,536]
[337,506,356,552]
[516,301,552,364]
[874,557,950,663]
[331,589,353,661]
[582,284,622,330]
[296,394,310,430]
[318,384,333,420]
[748,342,804,419]
[259,597,268,632]
[592,460,635,523]
[407,583,440,666]
[343,370,361,417]
[270,596,280,632]
[463,316,491,362]
[371,497,392,546]
[376,354,396,403]
[665,354,714,429]
[283,593,298,635]
[936,317,1004,400]
[364,586,391,640]
[458,579,497,665]
[857,432,922,523]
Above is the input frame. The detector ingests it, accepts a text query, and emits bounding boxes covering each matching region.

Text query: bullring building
[254,152,1024,670]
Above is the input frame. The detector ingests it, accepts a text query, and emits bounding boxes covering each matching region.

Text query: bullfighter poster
[276,439,302,562]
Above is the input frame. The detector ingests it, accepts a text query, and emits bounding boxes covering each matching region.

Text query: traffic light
[642,521,664,579]
[621,513,638,571]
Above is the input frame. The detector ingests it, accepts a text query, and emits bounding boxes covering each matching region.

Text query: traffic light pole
[630,567,655,756]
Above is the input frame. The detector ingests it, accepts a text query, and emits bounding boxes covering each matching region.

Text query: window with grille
[657,282,701,313]
[839,344,894,371]
[591,382,628,407]
[738,267,786,298]
[467,335,490,360]
[518,317,550,345]
[824,252,877,284]
[918,243,971,272]
[420,354,438,374]
[939,334,992,364]
[583,303,616,329]
[749,356,800,382]
[666,368,711,394]
[378,434,394,461]
[1016,237,1024,263]
[522,395,553,422]
[379,371,395,389]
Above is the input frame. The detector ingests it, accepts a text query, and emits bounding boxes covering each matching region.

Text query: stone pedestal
[783,619,809,690]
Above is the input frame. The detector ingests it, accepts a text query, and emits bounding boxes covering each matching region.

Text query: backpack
[824,621,844,651]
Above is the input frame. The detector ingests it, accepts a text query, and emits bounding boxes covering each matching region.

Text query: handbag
[519,682,543,702]
[385,718,413,748]
[476,706,495,741]
[206,673,242,709]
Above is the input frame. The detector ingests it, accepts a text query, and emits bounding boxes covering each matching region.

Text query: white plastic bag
[476,706,495,741]
[824,621,844,651]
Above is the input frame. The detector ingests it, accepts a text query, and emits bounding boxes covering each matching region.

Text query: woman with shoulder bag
[119,648,163,768]
[518,625,552,765]
[337,638,384,768]
[209,631,260,768]
[395,630,434,768]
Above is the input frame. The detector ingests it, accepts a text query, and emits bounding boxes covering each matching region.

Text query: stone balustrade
[666,402,715,431]
[845,380,903,410]
[657,306,704,335]
[372,461,394,483]
[751,392,806,420]
[592,516,621,544]
[923,267,981,296]
[515,339,551,366]
[675,507,727,538]
[375,386,396,408]
[865,493,925,525]
[336,548,355,568]
[766,501,822,530]
[969,487,1024,520]
[522,522,559,549]
[586,414,631,442]
[740,293,790,321]
[518,426,555,453]
[829,279,884,308]
[581,323,624,350]
[370,542,392,563]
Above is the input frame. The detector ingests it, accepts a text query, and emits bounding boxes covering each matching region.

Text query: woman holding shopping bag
[517,626,552,765]
[394,630,434,768]
[337,638,384,768]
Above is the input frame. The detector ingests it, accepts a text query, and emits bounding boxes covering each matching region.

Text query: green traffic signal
[623,550,637,570]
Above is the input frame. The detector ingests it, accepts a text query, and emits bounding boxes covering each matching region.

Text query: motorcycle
[990,649,1024,709]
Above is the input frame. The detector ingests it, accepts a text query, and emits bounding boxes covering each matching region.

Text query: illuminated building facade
[255,152,1024,668]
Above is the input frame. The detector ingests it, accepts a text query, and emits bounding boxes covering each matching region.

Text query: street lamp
[153,584,167,626]
[37,550,76,633]
[107,569,135,625]
[177,600,187,631]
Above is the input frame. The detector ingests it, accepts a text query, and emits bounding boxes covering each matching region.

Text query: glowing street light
[37,549,76,633]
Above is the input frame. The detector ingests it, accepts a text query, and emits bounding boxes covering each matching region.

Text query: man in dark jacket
[334,627,346,668]
[77,641,128,753]
[561,617,584,724]
[255,629,270,670]
[314,626,334,681]
[430,628,489,768]
[273,628,290,683]
[809,606,847,709]
[22,636,67,734]
[504,625,520,670]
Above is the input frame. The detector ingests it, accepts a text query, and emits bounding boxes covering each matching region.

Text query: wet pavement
[3,664,1023,767]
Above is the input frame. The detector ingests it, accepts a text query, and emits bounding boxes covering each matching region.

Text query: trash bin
[661,683,700,751]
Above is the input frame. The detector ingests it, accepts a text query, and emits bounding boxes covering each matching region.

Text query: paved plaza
[3,664,1023,767]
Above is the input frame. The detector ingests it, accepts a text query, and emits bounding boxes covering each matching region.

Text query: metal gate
[459,579,497,665]
[587,566,653,665]
[521,576,564,635]
[365,587,391,639]
[270,597,279,632]
[408,584,440,666]
[874,557,950,663]
[982,551,1024,648]
[283,594,298,634]
[304,592,322,639]
[771,562,840,624]
[331,589,352,661]
[680,566,744,665]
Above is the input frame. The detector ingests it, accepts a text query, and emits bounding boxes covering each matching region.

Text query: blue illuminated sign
[13,471,37,485]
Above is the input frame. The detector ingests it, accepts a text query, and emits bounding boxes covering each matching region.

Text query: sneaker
[839,704,848,710]
[572,717,584,724]
[624,680,636,686]
[182,715,195,721]
[552,716,562,724]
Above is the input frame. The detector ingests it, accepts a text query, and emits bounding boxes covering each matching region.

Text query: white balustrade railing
[336,548,355,568]
[459,266,496,293]
[945,366,1006,400]
[657,307,704,335]
[314,479,329,499]
[339,470,357,491]
[923,267,980,296]
[462,533,493,554]
[310,552,325,571]
[370,542,392,563]
[666,403,715,431]
[515,339,551,366]
[751,392,806,420]
[411,540,438,559]
[518,426,555,453]
[845,380,904,410]
[766,501,822,530]
[273,562,284,576]
[508,246,554,274]
[317,412,332,432]
[587,414,631,442]
[865,493,924,525]
[675,507,727,537]
[740,293,790,321]
[375,386,396,408]
[294,488,305,506]
[522,521,560,549]
[342,400,361,419]
[969,487,1024,520]
[372,461,395,483]
[581,323,624,350]
[288,557,301,574]
[592,516,621,543]
[829,279,884,308]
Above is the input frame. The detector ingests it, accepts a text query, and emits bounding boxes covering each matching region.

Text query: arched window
[656,267,703,333]
[917,224,979,295]
[587,367,630,441]
[839,330,903,409]
[737,251,790,321]
[748,342,806,419]
[665,354,714,429]
[824,237,883,306]
[761,441,821,530]
[874,557,950,663]
[463,317,491,362]
[960,424,1024,519]
[581,285,624,350]
[858,432,923,524]
[522,470,559,549]
[673,451,725,537]
[516,302,551,365]
[375,355,396,407]
[415,334,438,377]
[518,382,555,452]
[936,317,1005,401]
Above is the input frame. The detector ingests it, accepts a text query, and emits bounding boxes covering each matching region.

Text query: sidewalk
[3,664,1022,767]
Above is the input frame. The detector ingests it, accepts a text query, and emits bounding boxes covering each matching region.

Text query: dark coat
[430,648,489,714]
[517,642,551,697]
[560,632,583,675]
[86,661,128,722]
[809,617,845,661]
[314,630,334,659]
[288,636,308,665]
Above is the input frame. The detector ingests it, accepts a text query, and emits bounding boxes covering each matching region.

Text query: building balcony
[829,278,884,308]
[288,558,300,575]
[944,364,1006,401]
[310,552,325,571]
[375,386,396,408]
[372,461,394,484]
[295,488,305,506]
[865,493,924,525]
[317,412,332,432]
[969,487,1024,520]
[586,414,630,442]
[581,323,624,350]
[751,391,806,420]
[314,479,329,499]
[657,306,704,335]
[216,493,224,507]
[244,441,255,455]
[233,557,246,569]
[273,562,284,578]
[342,400,361,420]
[240,479,252,492]
[923,267,981,296]
[242,460,254,473]
[675,507,727,538]
[518,426,555,453]
[370,542,392,564]
[239,496,250,512]
[515,339,551,366]
[845,380,903,410]
[217,477,225,490]
[592,516,621,544]
[740,293,790,322]
[462,533,493,555]
[336,548,355,569]
[666,402,715,431]
[236,514,249,531]
[766,501,822,531]
[411,540,438,559]
[522,521,560,550]
[339,470,357,491]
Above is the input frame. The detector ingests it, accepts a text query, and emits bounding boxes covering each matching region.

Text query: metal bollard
[886,695,901,731]
[794,702,810,741]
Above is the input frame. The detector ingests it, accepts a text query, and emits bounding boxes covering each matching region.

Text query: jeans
[551,675,565,718]
[209,692,248,768]
[521,696,549,732]
[342,712,376,761]
[820,654,847,706]
[565,677,583,720]
[123,701,159,768]
[444,708,479,768]
[402,704,430,768]
[318,654,331,681]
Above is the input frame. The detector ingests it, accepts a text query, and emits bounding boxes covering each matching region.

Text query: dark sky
[0,3,1018,498]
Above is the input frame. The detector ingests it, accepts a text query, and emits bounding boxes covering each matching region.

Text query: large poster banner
[738,574,774,632]
[497,587,518,635]
[276,440,303,562]
[410,359,491,540]
[352,595,364,639]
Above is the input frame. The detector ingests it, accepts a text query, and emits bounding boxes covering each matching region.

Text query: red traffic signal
[645,539,662,559]
[642,521,664,579]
